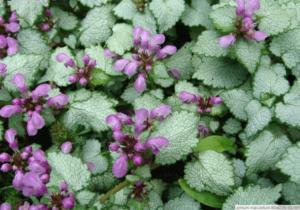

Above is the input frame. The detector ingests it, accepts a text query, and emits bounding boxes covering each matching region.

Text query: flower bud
[60,141,73,154]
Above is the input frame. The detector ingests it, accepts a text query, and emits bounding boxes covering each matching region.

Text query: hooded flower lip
[107,105,171,178]
[0,11,20,58]
[4,128,18,150]
[218,0,267,48]
[0,73,68,136]
[145,137,169,155]
[56,53,96,86]
[112,154,128,178]
[105,26,177,93]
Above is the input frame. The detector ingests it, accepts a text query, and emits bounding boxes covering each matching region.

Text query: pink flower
[0,105,22,118]
[27,112,45,136]
[219,34,236,48]
[47,94,69,109]
[112,154,128,178]
[31,84,52,100]
[4,128,18,150]
[12,73,27,93]
[150,104,172,120]
[179,91,198,103]
[6,37,18,56]
[106,114,122,131]
[145,137,169,155]
[106,27,177,93]
[56,53,75,68]
[19,172,48,197]
[134,73,147,93]
[0,203,11,210]
[60,141,73,154]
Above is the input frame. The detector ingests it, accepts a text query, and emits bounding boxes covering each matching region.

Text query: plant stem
[100,180,130,204]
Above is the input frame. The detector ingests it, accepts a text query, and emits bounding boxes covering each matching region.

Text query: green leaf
[153,111,199,165]
[82,139,108,175]
[48,152,91,191]
[163,194,201,210]
[79,0,108,7]
[40,47,75,87]
[282,182,300,204]
[76,190,95,206]
[233,159,246,186]
[192,56,248,89]
[244,100,272,137]
[165,42,194,80]
[193,30,228,57]
[90,68,111,87]
[277,142,300,184]
[9,0,43,25]
[256,0,295,36]
[275,80,300,127]
[106,24,133,55]
[181,0,211,28]
[121,86,141,103]
[132,9,157,34]
[270,28,300,68]
[17,29,51,69]
[195,135,236,153]
[185,151,235,196]
[149,0,185,32]
[222,185,282,210]
[62,89,116,133]
[234,40,263,74]
[223,118,242,135]
[152,62,174,88]
[85,45,119,76]
[51,7,78,31]
[79,5,116,47]
[2,54,43,91]
[246,130,291,174]
[0,89,12,102]
[8,114,25,137]
[174,81,198,95]
[134,93,162,110]
[178,179,226,209]
[113,0,137,20]
[210,4,236,33]
[63,35,77,49]
[253,63,289,99]
[221,89,253,121]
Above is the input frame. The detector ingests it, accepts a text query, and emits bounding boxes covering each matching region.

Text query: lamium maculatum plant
[0,0,300,209]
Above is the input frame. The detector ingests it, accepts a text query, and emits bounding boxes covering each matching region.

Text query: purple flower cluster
[0,202,48,210]
[198,124,210,137]
[0,182,75,210]
[0,11,19,58]
[49,181,75,209]
[39,9,54,32]
[0,74,68,136]
[105,27,177,93]
[106,104,171,178]
[219,0,268,48]
[179,91,222,113]
[0,130,51,197]
[56,53,96,86]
